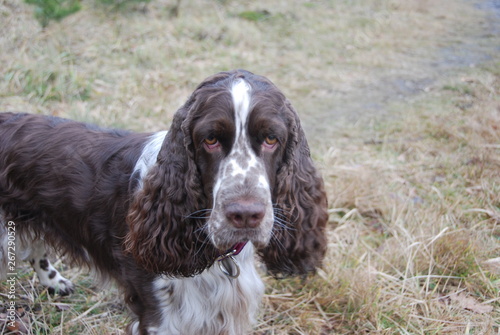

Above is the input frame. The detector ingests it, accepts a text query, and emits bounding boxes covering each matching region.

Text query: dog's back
[0,112,150,276]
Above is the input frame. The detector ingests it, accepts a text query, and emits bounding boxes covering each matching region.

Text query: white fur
[212,79,252,199]
[133,131,168,189]
[150,244,264,335]
[231,78,252,138]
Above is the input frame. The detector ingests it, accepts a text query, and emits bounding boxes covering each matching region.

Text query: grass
[1,0,499,333]
[310,67,500,334]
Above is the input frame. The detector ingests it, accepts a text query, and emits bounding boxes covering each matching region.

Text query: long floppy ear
[258,101,328,277]
[124,95,218,277]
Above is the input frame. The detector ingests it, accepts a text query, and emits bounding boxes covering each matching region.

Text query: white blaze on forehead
[231,79,252,137]
[212,79,254,202]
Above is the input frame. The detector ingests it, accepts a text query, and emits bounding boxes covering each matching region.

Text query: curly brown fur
[260,102,328,276]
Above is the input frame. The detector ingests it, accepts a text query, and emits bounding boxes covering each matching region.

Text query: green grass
[24,0,81,27]
[237,10,271,22]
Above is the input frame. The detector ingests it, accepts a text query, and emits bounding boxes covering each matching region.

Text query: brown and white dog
[0,70,328,334]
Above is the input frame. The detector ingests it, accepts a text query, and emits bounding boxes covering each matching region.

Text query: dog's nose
[225,201,265,229]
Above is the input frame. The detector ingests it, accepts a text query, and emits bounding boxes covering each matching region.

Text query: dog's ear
[124,90,219,277]
[258,101,328,277]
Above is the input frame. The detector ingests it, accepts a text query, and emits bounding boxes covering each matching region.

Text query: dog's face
[126,70,327,277]
[189,77,290,251]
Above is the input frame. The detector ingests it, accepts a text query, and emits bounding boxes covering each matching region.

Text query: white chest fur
[149,244,264,335]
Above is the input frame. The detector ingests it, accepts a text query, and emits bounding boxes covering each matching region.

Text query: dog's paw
[34,259,75,296]
[45,277,75,296]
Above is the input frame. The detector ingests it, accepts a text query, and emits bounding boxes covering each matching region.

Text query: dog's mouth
[212,227,271,252]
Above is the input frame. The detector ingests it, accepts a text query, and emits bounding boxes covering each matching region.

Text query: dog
[0,69,328,334]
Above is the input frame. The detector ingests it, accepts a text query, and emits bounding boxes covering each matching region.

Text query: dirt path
[304,0,500,143]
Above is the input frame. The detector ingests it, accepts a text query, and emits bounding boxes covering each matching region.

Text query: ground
[0,0,499,334]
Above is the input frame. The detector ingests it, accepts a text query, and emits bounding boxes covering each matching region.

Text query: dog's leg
[23,241,75,296]
[0,211,73,295]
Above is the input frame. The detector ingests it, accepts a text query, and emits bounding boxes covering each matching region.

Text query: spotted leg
[24,241,74,296]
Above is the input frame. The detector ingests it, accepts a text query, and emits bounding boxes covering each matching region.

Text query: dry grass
[282,68,500,334]
[1,0,499,334]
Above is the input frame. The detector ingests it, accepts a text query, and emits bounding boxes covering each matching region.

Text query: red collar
[216,241,248,261]
[230,241,247,256]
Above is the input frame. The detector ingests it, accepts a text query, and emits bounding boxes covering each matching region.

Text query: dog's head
[125,70,328,277]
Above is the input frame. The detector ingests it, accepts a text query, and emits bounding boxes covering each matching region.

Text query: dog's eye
[264,135,278,146]
[262,135,278,150]
[203,135,220,150]
[204,136,218,145]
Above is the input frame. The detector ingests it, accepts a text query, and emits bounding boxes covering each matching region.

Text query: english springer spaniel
[0,70,328,334]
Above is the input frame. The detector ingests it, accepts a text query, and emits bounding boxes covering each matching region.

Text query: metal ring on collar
[217,255,240,279]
